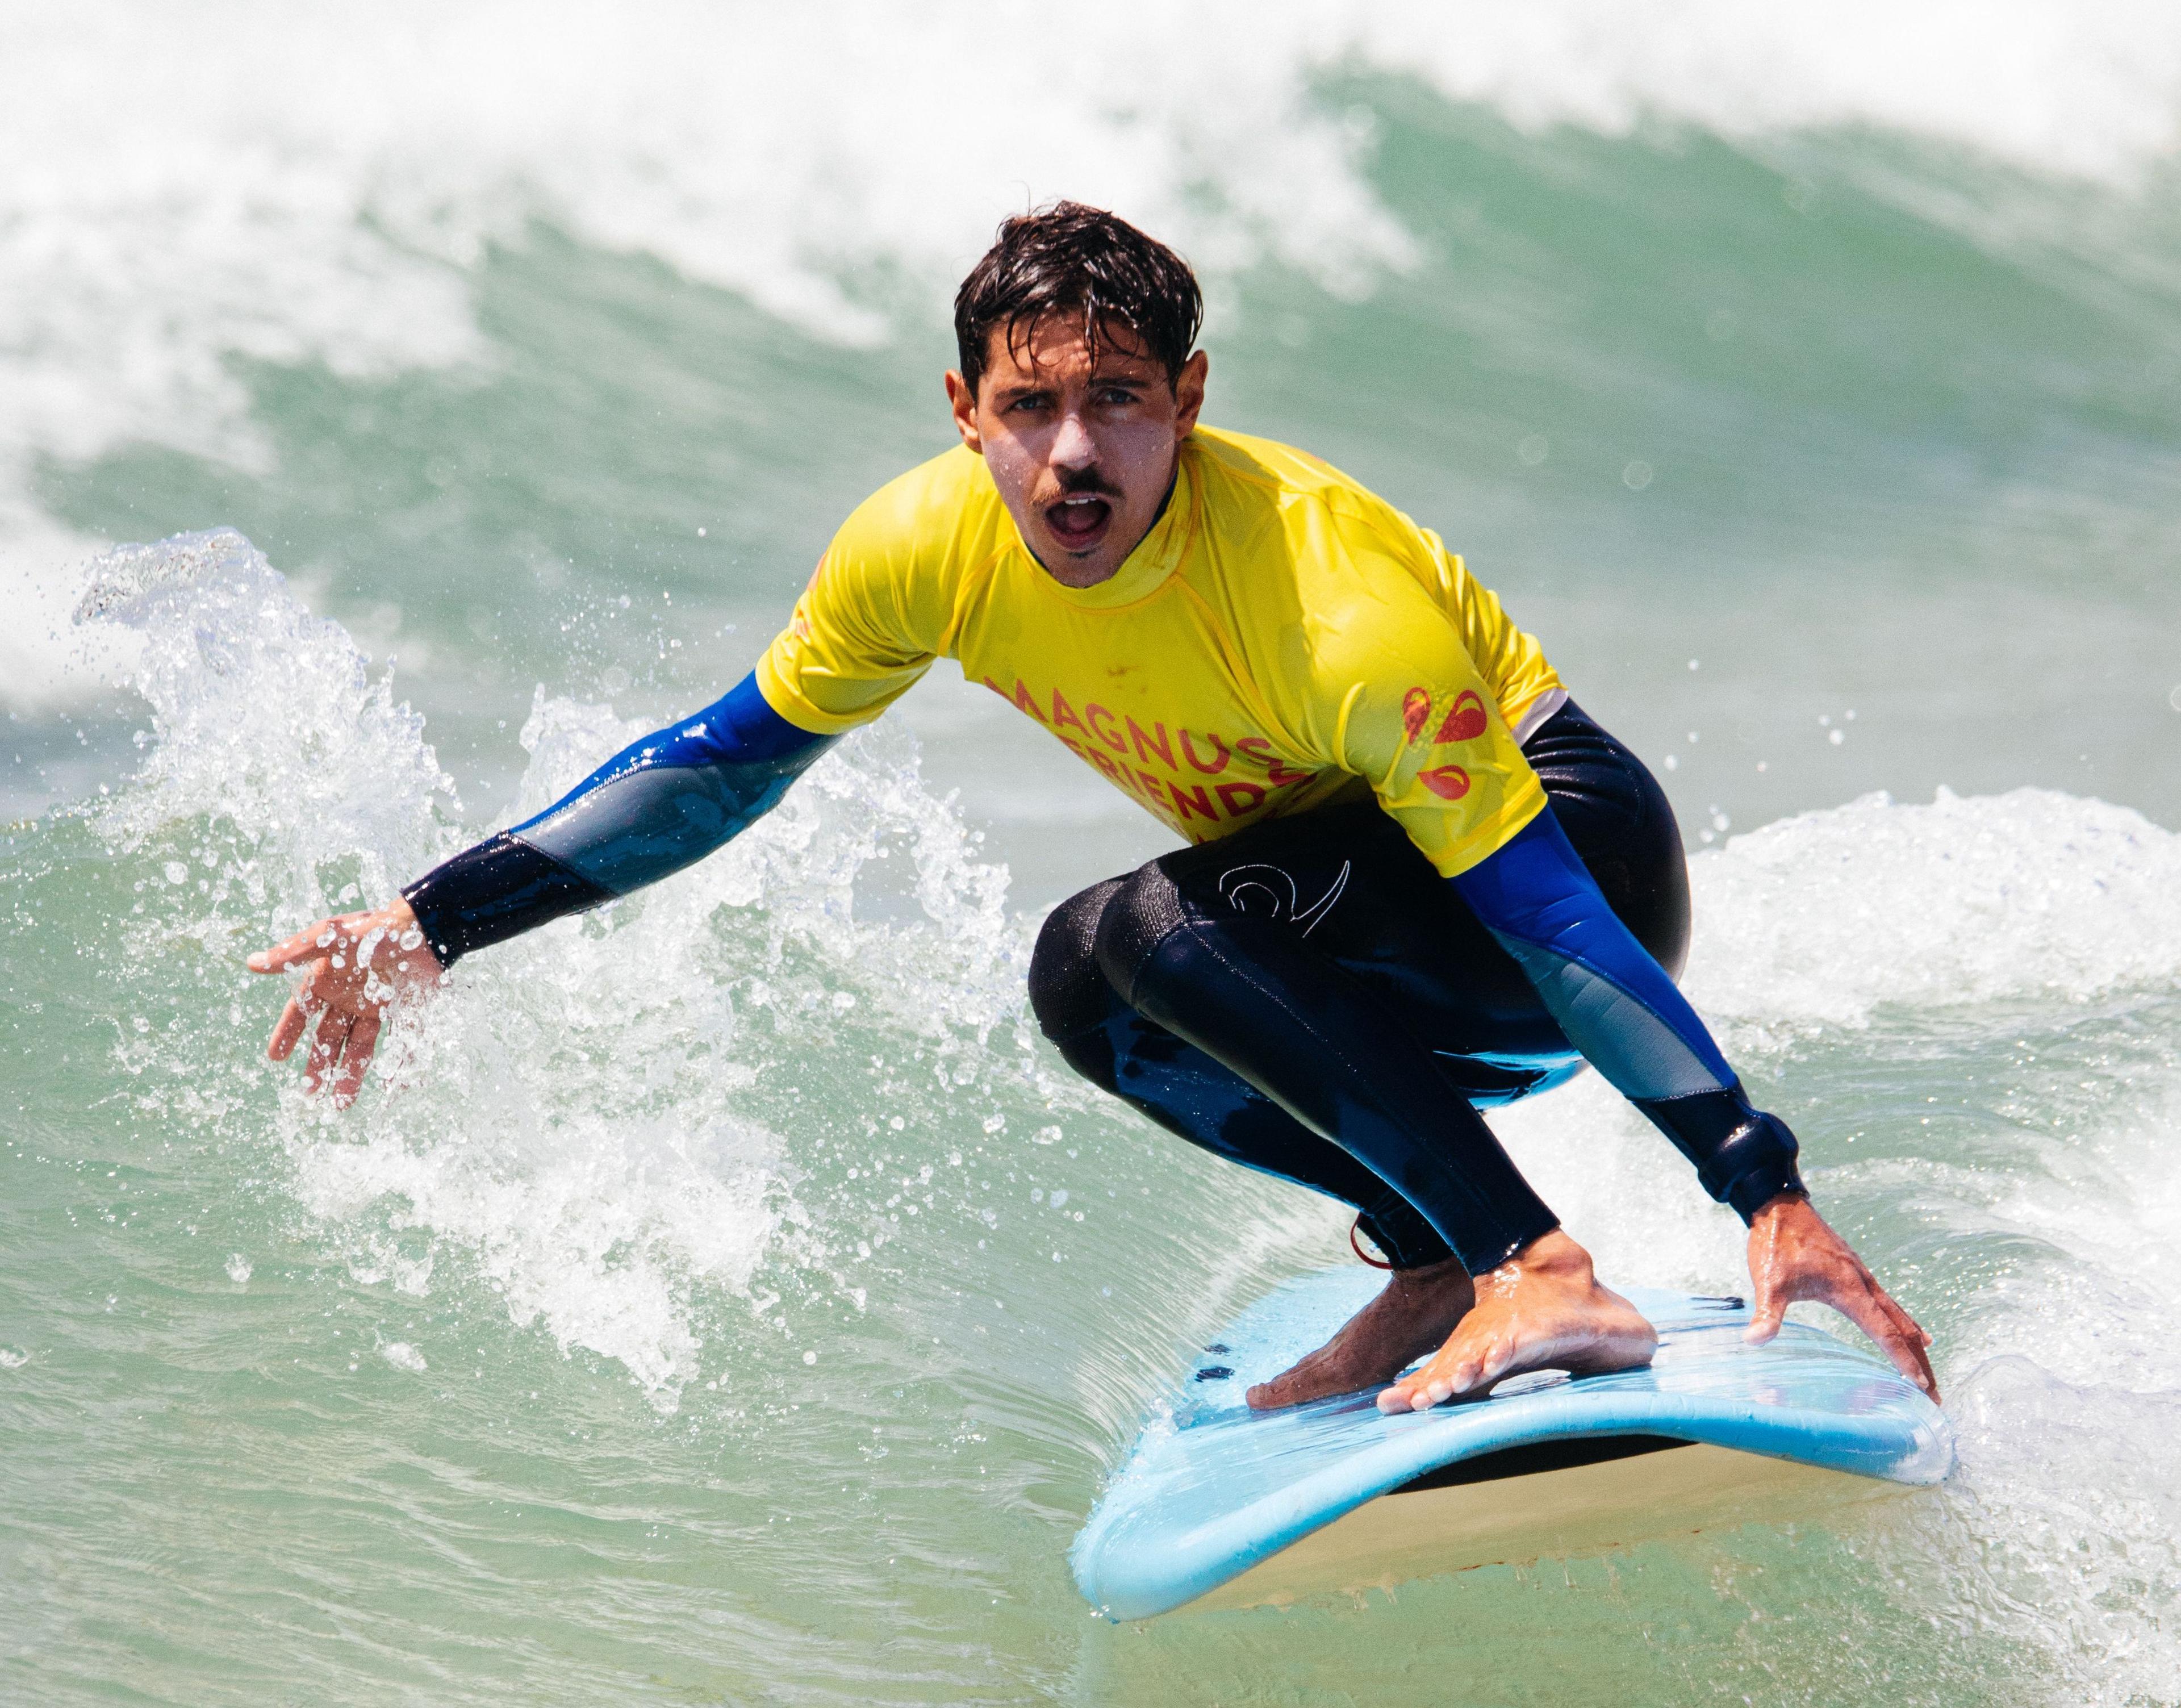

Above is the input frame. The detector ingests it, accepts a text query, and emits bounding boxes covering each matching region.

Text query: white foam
[85,528,1032,1408]
[1683,786,2181,1037]
[0,505,137,712]
[80,527,457,910]
[291,1103,782,1399]
[1943,1356,2181,1702]
[274,693,1027,1405]
[8,2,2180,703]
[1355,1,2181,182]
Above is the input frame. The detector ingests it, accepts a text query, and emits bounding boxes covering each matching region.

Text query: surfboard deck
[1072,1269,1952,1619]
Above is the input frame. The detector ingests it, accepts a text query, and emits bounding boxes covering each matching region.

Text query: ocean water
[4,3,2181,1702]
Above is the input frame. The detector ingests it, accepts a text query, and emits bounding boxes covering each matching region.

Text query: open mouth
[1044,492,1114,553]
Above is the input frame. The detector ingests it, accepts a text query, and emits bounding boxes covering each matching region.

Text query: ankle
[1385,1255,1475,1304]
[1497,1229,1594,1284]
[1389,1254,1470,1285]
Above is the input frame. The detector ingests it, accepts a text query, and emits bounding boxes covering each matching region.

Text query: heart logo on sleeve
[1419,765,1471,800]
[1435,690,1488,744]
[1402,687,1431,741]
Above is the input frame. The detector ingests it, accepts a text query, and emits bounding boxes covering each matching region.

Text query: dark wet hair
[954,202,1203,396]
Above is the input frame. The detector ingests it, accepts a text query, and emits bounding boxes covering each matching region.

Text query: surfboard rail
[1072,1278,1952,1620]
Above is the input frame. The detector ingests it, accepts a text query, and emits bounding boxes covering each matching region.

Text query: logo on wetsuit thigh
[1215,861,1351,938]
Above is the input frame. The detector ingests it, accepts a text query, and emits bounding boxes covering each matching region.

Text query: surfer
[246,203,1938,1413]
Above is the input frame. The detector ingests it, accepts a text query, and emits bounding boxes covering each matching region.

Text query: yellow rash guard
[755,427,1565,878]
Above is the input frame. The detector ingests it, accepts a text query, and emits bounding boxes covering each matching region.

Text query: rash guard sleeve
[1452,808,1807,1222]
[401,672,834,967]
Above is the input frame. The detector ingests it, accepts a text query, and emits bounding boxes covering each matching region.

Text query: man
[249,204,1937,1413]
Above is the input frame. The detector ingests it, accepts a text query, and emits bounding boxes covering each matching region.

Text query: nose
[1050,410,1097,471]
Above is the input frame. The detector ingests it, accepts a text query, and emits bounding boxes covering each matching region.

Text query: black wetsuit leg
[1027,699,1687,1275]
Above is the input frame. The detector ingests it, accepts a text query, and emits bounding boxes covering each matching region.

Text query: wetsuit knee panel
[1092,861,1192,1009]
[1029,878,1125,1041]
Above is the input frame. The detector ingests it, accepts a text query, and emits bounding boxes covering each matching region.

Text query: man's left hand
[1745,1192,1939,1402]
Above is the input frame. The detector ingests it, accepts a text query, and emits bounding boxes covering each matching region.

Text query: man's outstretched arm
[248,672,834,1103]
[1452,808,1940,1400]
[402,673,834,965]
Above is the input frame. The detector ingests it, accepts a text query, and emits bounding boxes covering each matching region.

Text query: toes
[1392,1356,1477,1411]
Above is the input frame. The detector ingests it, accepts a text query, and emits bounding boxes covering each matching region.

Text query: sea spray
[72,528,1080,1408]
[1685,786,2181,1033]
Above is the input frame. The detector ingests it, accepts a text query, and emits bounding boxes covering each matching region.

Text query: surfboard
[1072,1268,1952,1619]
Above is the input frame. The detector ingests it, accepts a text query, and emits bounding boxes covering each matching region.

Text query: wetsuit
[404,428,1804,1277]
[1029,698,1722,1272]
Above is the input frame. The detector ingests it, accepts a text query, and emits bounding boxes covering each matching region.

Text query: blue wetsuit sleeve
[1452,809,1806,1222]
[401,672,836,967]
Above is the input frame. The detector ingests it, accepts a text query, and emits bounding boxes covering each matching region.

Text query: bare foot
[1376,1230,1656,1413]
[1247,1256,1476,1410]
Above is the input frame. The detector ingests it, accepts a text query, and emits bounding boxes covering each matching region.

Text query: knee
[1091,859,1191,1007]
[1029,878,1125,1041]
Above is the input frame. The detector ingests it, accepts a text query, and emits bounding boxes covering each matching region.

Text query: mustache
[1050,466,1122,500]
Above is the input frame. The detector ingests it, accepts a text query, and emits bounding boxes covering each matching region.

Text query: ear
[1172,349,1209,437]
[945,370,984,455]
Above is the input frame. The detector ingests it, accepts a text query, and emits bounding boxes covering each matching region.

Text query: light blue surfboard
[1073,1269,1952,1619]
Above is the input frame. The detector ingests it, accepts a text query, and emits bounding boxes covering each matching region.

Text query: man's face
[946,314,1208,588]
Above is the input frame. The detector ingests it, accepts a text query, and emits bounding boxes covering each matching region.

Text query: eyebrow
[990,364,1156,402]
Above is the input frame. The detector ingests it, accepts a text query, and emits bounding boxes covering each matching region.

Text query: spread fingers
[268,996,310,1062]
[249,921,337,974]
[1835,1276,1940,1400]
[304,1011,352,1092]
[330,1013,381,1108]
